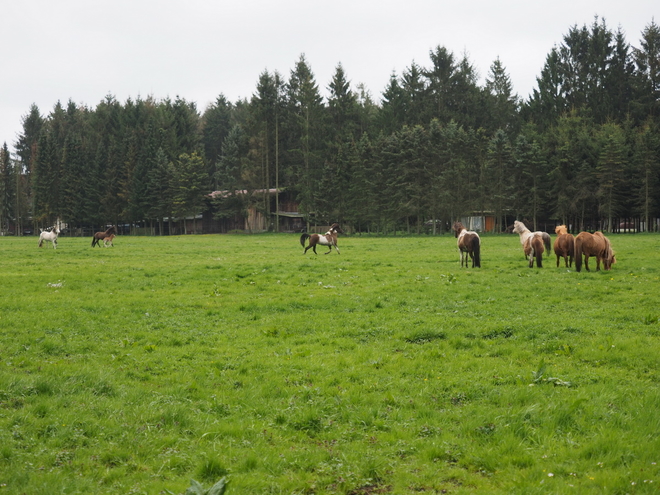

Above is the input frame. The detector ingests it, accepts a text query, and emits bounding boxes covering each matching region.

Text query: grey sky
[1,0,657,152]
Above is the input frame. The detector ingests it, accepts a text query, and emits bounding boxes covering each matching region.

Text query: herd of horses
[451,220,615,272]
[465,220,614,271]
[37,220,616,272]
[300,221,615,273]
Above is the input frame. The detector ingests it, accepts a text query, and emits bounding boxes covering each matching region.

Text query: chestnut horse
[103,234,116,247]
[574,231,616,272]
[91,226,116,247]
[513,220,548,268]
[553,225,575,268]
[300,223,343,254]
[452,221,481,268]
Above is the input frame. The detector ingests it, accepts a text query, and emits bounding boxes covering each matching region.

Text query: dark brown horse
[92,226,116,247]
[452,221,481,268]
[574,231,616,272]
[300,223,343,254]
[553,225,575,268]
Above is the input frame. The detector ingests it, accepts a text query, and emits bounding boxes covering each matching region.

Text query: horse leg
[584,255,590,271]
[596,257,601,271]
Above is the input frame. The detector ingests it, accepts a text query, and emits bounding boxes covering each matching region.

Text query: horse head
[513,221,526,234]
[329,223,343,234]
[555,225,568,235]
[452,222,464,238]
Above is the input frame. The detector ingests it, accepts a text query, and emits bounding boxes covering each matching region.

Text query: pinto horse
[574,231,616,272]
[513,220,548,268]
[91,226,116,247]
[452,221,481,268]
[38,227,60,249]
[300,223,343,255]
[553,225,575,268]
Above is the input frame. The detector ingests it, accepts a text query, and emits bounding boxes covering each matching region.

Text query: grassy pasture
[1,232,659,494]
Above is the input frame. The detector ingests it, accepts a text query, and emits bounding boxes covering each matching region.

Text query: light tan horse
[574,231,616,272]
[103,233,115,247]
[513,220,547,268]
[452,221,481,268]
[553,225,575,268]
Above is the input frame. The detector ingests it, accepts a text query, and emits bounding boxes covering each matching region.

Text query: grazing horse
[92,226,116,247]
[38,227,60,249]
[512,220,547,268]
[103,234,116,247]
[574,231,616,272]
[300,223,343,255]
[452,221,481,268]
[553,225,575,268]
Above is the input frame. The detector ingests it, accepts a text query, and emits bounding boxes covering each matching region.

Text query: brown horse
[452,221,481,268]
[300,223,343,254]
[553,225,575,268]
[92,226,116,247]
[574,231,616,272]
[513,220,546,268]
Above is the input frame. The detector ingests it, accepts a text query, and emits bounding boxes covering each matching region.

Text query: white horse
[512,220,549,268]
[38,227,60,249]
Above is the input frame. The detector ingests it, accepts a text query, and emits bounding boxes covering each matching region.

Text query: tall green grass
[1,233,659,494]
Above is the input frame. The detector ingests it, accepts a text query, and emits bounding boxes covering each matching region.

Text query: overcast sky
[1,0,657,153]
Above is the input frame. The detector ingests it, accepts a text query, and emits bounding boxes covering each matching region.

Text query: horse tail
[567,235,575,266]
[575,235,583,272]
[536,241,543,268]
[300,233,310,248]
[543,233,551,256]
[471,236,481,268]
[38,238,43,248]
[530,237,543,268]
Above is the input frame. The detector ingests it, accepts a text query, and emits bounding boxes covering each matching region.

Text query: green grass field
[1,232,659,494]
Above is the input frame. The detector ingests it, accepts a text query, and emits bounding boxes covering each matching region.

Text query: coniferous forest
[1,18,659,235]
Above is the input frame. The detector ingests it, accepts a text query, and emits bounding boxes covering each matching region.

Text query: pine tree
[596,123,627,231]
[633,20,660,120]
[0,143,16,233]
[284,54,326,226]
[485,58,520,133]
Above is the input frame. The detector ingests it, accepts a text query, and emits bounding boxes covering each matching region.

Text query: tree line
[1,17,659,235]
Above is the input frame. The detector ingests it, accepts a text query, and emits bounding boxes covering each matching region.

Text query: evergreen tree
[0,143,16,233]
[633,20,660,120]
[379,73,407,135]
[171,152,209,233]
[632,120,660,230]
[284,54,326,225]
[485,129,513,232]
[485,57,520,133]
[596,123,627,231]
[201,94,233,186]
[513,127,548,229]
